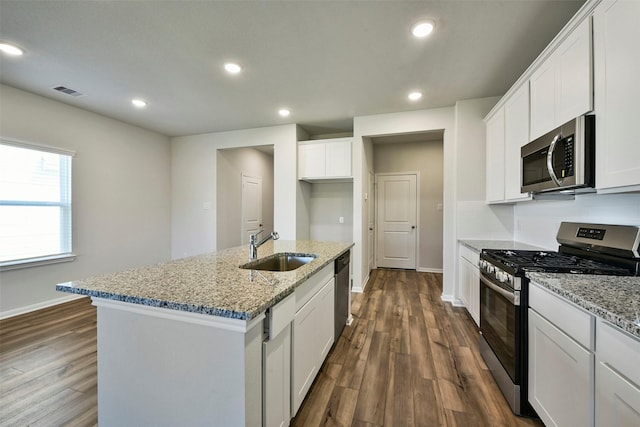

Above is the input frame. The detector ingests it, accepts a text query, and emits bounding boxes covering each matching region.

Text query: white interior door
[376,173,417,269]
[241,174,262,245]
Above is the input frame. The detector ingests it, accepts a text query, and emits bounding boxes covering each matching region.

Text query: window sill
[0,254,76,272]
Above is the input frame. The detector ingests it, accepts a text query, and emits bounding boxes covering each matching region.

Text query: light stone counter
[56,240,353,320]
[527,272,640,339]
[459,239,546,253]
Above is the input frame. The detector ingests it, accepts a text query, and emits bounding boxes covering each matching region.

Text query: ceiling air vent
[53,86,83,97]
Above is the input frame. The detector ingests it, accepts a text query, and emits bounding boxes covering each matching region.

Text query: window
[0,139,75,270]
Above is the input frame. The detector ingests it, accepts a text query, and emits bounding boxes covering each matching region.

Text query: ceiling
[0,0,584,138]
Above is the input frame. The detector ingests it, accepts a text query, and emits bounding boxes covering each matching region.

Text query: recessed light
[224,62,242,74]
[0,42,24,56]
[131,98,148,108]
[408,91,423,101]
[278,108,291,117]
[412,20,435,38]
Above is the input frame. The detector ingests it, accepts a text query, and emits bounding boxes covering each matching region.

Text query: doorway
[369,132,444,273]
[216,146,274,250]
[375,173,418,269]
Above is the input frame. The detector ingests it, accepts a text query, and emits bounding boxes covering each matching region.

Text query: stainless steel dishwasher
[334,250,350,340]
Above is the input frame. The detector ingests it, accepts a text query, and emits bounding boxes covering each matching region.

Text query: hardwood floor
[291,269,543,427]
[0,297,97,426]
[0,270,543,426]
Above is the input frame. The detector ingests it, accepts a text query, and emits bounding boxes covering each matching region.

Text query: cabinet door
[504,84,531,201]
[298,143,326,179]
[316,278,335,362]
[528,309,594,427]
[530,17,592,140]
[596,361,640,427]
[291,295,318,416]
[485,107,506,203]
[594,0,640,191]
[458,254,471,309]
[263,324,291,427]
[325,140,351,178]
[468,260,480,326]
[530,57,557,140]
[556,17,593,126]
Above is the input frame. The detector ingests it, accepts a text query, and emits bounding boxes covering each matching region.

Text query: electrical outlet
[339,216,344,224]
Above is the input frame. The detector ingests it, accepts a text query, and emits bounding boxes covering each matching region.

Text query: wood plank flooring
[0,297,97,426]
[291,269,543,427]
[0,270,543,426]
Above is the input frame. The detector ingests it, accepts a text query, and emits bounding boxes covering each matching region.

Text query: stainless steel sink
[240,253,317,272]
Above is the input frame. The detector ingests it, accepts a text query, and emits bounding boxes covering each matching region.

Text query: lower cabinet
[458,244,479,326]
[596,320,640,426]
[291,265,335,416]
[528,281,595,426]
[263,323,291,427]
[528,308,594,427]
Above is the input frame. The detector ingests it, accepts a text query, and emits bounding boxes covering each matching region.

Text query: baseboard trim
[440,293,456,304]
[0,294,86,320]
[417,267,443,273]
[352,272,370,294]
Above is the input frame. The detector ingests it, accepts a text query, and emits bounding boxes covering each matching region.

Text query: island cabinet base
[92,298,265,427]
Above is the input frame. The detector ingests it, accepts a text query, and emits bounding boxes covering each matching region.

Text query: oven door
[479,272,522,383]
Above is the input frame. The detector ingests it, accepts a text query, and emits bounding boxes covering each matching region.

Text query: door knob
[411,226,416,229]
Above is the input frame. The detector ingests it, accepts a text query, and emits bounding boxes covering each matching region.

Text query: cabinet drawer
[295,264,333,312]
[529,282,595,350]
[459,244,479,265]
[597,319,640,386]
[268,293,295,340]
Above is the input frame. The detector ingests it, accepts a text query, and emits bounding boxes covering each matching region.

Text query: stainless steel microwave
[521,115,595,194]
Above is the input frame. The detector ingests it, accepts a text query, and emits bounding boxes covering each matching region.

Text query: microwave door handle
[480,274,517,305]
[546,133,563,187]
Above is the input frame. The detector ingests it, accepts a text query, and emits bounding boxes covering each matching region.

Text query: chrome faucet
[249,229,279,260]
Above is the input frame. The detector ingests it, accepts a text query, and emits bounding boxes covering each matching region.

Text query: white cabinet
[485,89,531,204]
[528,282,595,427]
[485,107,506,203]
[593,0,640,192]
[530,17,593,140]
[457,244,479,326]
[263,293,295,427]
[504,83,532,201]
[298,138,352,181]
[596,319,640,426]
[264,324,291,427]
[291,264,335,416]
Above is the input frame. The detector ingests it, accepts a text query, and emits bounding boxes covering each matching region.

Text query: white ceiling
[0,0,584,138]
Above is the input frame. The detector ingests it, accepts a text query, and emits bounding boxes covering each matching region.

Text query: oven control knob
[497,271,506,282]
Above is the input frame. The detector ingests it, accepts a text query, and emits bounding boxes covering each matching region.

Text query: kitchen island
[57,240,353,427]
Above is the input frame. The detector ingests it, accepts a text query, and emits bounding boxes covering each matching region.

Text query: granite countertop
[527,272,640,339]
[459,239,546,253]
[56,240,353,321]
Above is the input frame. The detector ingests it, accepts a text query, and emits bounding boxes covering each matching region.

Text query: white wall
[515,193,640,250]
[0,85,172,317]
[216,147,274,250]
[309,182,353,242]
[373,140,444,271]
[171,125,298,259]
[454,97,515,241]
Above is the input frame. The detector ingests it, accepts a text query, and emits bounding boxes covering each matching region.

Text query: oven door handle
[546,133,563,187]
[480,274,517,305]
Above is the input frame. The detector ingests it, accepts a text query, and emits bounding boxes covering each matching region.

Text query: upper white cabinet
[485,85,531,204]
[593,0,640,192]
[485,107,506,203]
[298,138,352,181]
[504,84,532,201]
[530,17,593,140]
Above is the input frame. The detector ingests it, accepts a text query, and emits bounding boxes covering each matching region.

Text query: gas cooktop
[481,249,632,276]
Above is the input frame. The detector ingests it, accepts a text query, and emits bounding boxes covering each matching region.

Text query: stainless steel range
[478,222,640,416]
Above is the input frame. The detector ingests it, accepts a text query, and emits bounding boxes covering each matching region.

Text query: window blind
[0,140,74,265]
